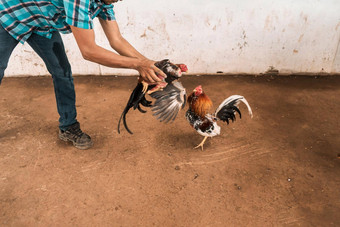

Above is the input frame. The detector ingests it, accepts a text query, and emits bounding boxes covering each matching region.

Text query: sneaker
[59,122,93,149]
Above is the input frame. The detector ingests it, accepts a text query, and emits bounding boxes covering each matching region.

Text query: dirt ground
[0,74,339,226]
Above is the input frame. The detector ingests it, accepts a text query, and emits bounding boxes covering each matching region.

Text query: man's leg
[0,26,19,84]
[26,32,77,129]
[26,32,92,149]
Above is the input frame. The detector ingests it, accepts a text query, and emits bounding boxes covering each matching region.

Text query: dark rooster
[118,59,188,134]
[186,85,253,150]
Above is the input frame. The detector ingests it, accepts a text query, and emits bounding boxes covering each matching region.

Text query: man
[0,0,166,149]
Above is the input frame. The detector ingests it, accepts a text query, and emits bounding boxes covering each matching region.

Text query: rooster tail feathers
[117,83,152,134]
[117,106,133,134]
[140,96,152,108]
[238,96,253,118]
[214,95,253,122]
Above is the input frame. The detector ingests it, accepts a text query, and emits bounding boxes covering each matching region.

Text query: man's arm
[99,19,146,59]
[70,25,164,83]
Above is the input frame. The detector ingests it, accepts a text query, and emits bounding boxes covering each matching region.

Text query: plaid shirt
[0,0,115,43]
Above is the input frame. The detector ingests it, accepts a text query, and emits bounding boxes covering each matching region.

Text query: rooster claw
[194,136,208,151]
[194,144,204,151]
[141,81,148,94]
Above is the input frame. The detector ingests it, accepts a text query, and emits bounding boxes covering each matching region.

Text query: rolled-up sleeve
[63,0,93,29]
[97,4,116,21]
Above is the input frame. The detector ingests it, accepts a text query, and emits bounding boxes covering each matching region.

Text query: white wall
[5,0,340,76]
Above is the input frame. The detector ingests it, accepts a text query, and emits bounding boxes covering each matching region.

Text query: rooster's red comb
[194,85,202,91]
[177,64,188,73]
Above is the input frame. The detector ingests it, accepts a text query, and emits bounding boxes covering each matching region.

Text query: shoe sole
[59,134,93,150]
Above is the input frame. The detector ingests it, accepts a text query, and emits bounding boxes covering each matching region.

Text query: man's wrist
[131,58,142,70]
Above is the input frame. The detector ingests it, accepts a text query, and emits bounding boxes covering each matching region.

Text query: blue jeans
[0,26,77,130]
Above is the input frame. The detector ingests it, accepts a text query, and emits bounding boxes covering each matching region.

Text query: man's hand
[136,59,166,84]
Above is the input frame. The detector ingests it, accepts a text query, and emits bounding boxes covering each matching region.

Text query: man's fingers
[137,59,167,83]
[152,65,167,78]
[148,76,156,84]
[143,73,156,84]
[142,72,161,84]
[149,70,162,82]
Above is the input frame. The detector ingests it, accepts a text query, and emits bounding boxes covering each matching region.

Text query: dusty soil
[0,75,339,226]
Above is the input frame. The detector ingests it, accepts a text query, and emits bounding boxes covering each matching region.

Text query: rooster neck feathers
[188,92,213,118]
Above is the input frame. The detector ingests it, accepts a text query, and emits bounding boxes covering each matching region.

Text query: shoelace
[69,125,84,137]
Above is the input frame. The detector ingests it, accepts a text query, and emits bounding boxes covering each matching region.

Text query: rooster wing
[214,95,253,124]
[149,81,186,123]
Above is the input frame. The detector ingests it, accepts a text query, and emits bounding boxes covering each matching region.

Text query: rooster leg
[141,81,148,94]
[194,136,208,151]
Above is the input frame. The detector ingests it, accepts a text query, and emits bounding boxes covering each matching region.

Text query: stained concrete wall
[4,0,340,76]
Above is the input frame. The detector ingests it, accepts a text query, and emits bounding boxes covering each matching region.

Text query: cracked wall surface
[4,0,340,76]
[332,36,340,72]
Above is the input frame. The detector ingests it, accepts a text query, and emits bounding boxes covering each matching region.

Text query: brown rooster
[186,85,253,150]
